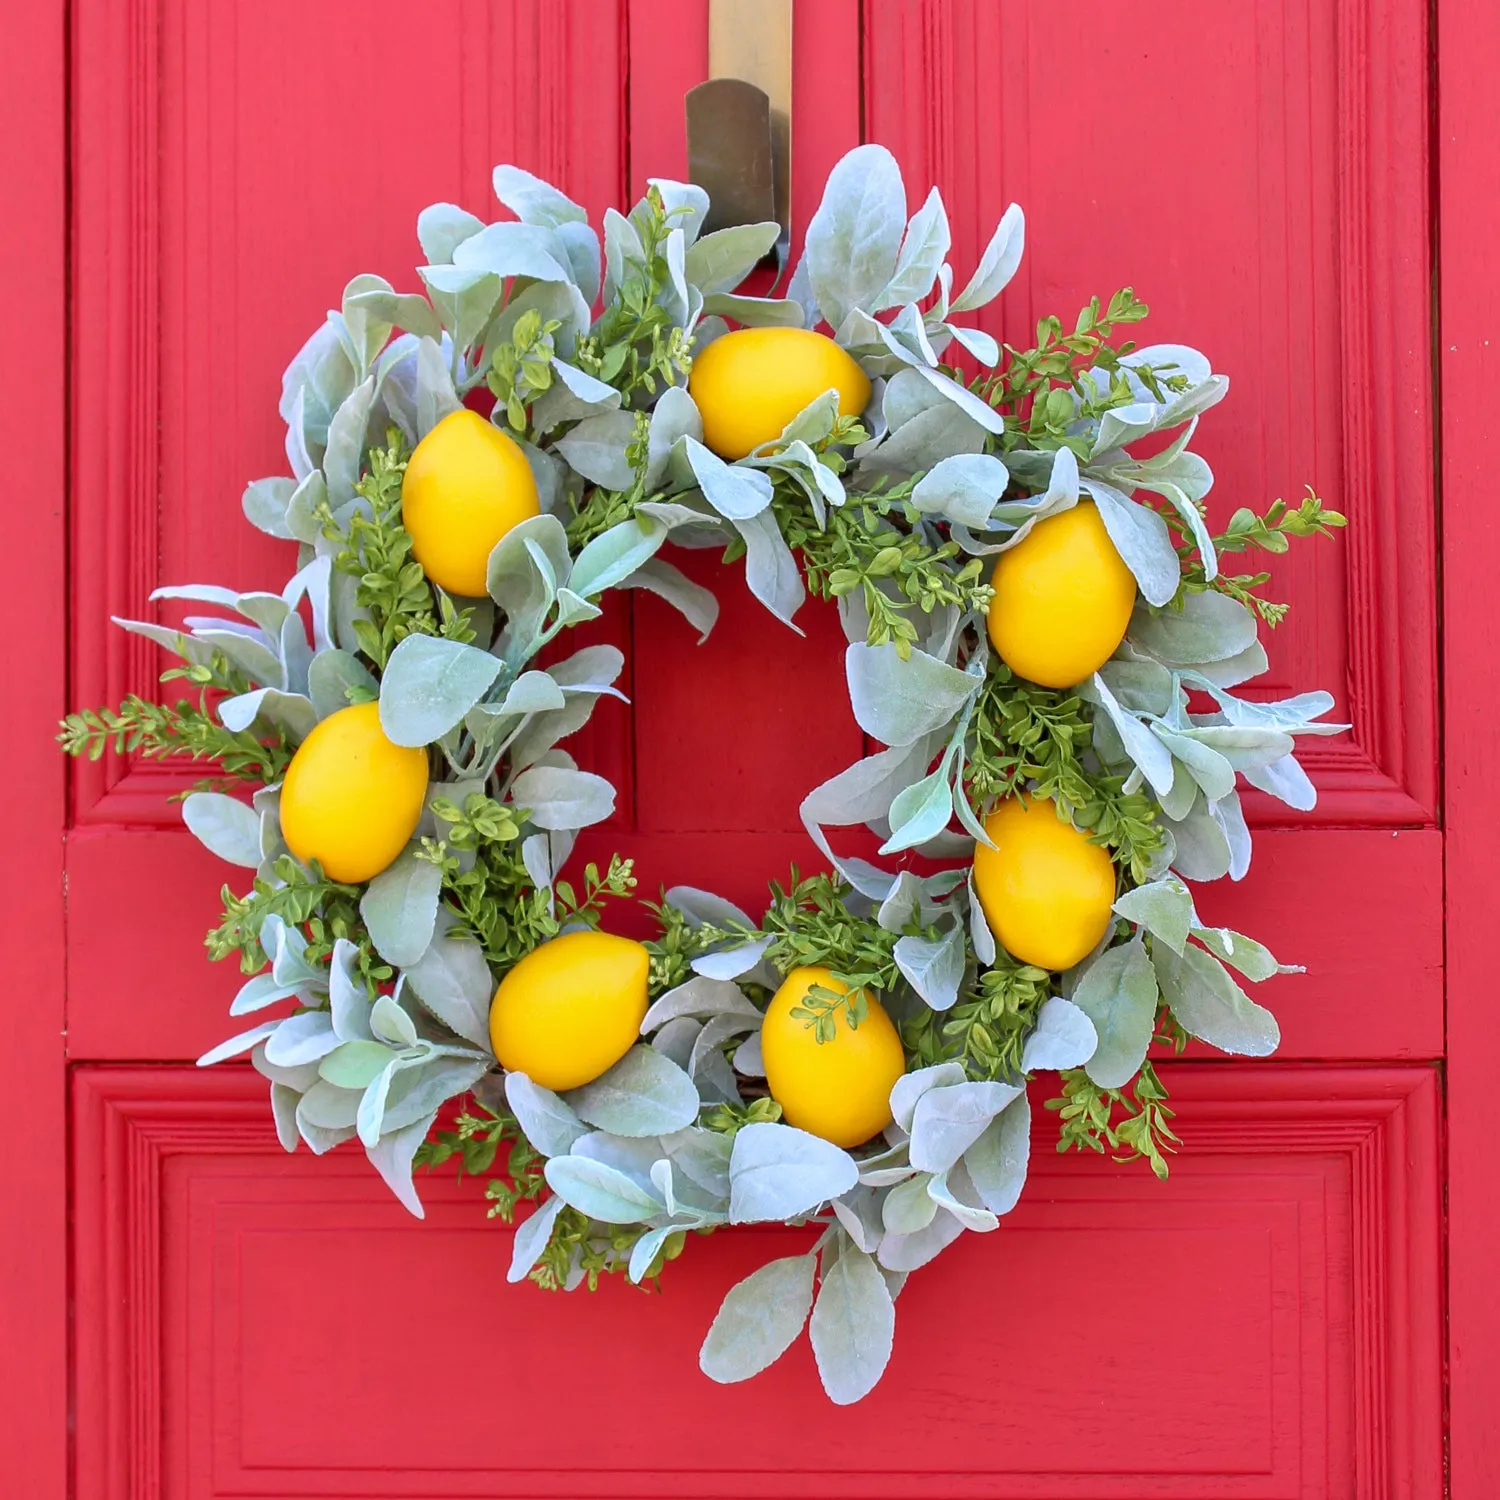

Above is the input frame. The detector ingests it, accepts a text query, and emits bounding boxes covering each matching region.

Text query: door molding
[863,0,1437,829]
[73,1063,1441,1498]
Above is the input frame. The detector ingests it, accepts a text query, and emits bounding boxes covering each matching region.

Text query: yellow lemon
[971,796,1117,971]
[986,501,1137,688]
[760,966,905,1148]
[279,702,429,884]
[489,930,650,1091]
[688,327,871,460]
[400,408,540,596]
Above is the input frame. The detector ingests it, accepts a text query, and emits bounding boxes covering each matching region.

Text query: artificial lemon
[489,930,650,1091]
[760,966,905,1148]
[971,795,1117,971]
[279,702,429,884]
[400,408,540,596]
[986,501,1136,688]
[688,326,871,460]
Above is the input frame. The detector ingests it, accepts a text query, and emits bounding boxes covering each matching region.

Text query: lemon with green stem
[688,327,871,460]
[760,965,905,1148]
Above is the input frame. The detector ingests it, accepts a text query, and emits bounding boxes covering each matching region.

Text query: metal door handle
[685,0,791,275]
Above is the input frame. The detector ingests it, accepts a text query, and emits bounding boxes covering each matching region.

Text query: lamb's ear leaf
[1154,941,1280,1056]
[1070,938,1159,1089]
[181,792,262,868]
[378,635,502,747]
[803,143,908,330]
[699,1254,817,1383]
[808,1243,897,1405]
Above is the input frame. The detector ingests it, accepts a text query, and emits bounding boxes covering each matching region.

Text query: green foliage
[422,793,636,971]
[701,1095,784,1134]
[532,1209,687,1292]
[972,287,1166,452]
[902,951,1052,1081]
[781,484,992,657]
[562,416,654,550]
[759,872,904,1013]
[573,186,695,402]
[205,854,364,973]
[417,1099,547,1213]
[487,309,561,431]
[321,428,476,669]
[963,665,1167,884]
[418,1096,692,1292]
[1174,488,1348,626]
[1048,1048,1182,1180]
[58,655,294,787]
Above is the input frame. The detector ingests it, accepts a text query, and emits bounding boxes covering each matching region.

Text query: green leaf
[1191,925,1293,983]
[181,792,261,868]
[878,764,954,855]
[909,1081,1023,1173]
[543,1155,662,1224]
[1113,876,1194,954]
[845,642,977,747]
[684,437,775,519]
[684,222,780,295]
[700,1254,817,1383]
[808,1243,896,1405]
[416,202,484,264]
[505,1073,586,1158]
[491,165,588,228]
[1154,941,1280,1055]
[1129,590,1259,667]
[379,635,502,747]
[1018,996,1098,1072]
[318,1039,396,1090]
[360,850,443,968]
[509,765,616,831]
[963,1093,1030,1214]
[803,143,907,330]
[728,1122,858,1223]
[565,1046,700,1136]
[568,516,668,599]
[1070,939,1160,1088]
[910,453,1010,528]
[507,1196,566,1283]
[892,923,966,1011]
[950,202,1024,313]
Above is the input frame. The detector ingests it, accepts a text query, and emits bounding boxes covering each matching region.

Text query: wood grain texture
[1439,0,1500,1490]
[71,1063,1441,1499]
[1,3,69,1496]
[863,0,1437,828]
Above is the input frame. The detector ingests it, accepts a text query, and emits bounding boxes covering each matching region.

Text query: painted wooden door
[13,0,1497,1494]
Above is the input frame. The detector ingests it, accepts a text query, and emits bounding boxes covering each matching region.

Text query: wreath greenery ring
[62,146,1345,1404]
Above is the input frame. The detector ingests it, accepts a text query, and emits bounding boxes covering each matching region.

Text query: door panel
[74,1064,1441,1500]
[69,0,629,830]
[863,0,1436,830]
[63,0,1446,1494]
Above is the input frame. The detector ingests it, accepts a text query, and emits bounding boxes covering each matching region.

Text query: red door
[7,0,1497,1494]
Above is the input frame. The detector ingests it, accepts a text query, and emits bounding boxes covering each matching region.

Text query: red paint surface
[12,0,1470,1492]
[1,3,67,1497]
[1440,0,1500,1490]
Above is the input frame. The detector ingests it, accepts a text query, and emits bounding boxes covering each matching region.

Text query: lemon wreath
[62,146,1344,1403]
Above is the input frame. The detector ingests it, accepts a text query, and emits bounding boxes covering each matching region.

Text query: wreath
[62,145,1345,1403]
